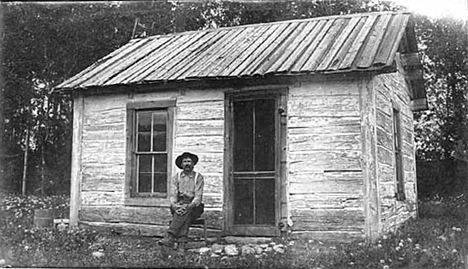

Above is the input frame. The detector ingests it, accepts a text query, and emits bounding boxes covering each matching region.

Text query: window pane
[154,172,167,193]
[137,111,152,132]
[255,178,275,224]
[138,155,152,173]
[233,100,253,172]
[153,154,167,173]
[137,132,151,152]
[234,179,253,224]
[152,111,167,151]
[255,99,275,171]
[138,173,152,193]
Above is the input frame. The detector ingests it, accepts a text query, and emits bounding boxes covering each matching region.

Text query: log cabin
[55,11,426,242]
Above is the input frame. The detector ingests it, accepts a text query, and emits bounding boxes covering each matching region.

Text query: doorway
[225,91,285,236]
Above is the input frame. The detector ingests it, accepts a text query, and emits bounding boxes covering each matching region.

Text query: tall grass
[1,194,467,268]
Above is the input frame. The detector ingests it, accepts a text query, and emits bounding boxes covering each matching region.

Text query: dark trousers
[168,203,204,242]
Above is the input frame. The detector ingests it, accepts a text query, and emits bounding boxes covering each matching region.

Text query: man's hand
[174,203,188,215]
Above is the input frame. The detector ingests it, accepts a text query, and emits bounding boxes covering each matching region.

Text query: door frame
[223,87,288,236]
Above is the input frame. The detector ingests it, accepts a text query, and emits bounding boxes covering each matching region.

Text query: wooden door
[225,92,284,236]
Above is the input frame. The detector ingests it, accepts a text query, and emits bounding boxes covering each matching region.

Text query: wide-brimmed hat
[175,152,199,169]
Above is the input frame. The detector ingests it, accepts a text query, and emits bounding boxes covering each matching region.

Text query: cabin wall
[77,89,225,236]
[373,72,418,234]
[287,79,366,241]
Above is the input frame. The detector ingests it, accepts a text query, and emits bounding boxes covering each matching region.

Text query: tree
[414,16,468,197]
[0,0,401,195]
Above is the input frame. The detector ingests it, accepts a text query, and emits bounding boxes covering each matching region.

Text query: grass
[1,194,468,268]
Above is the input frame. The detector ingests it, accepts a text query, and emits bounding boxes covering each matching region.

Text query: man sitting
[158,152,204,250]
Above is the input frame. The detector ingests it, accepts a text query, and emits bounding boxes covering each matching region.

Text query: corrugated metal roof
[56,11,414,91]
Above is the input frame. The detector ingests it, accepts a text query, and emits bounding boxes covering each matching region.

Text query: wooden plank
[377,145,393,167]
[289,150,362,172]
[190,27,252,78]
[268,21,316,73]
[177,120,224,137]
[378,164,394,183]
[81,191,125,206]
[291,19,334,72]
[375,91,392,116]
[123,33,207,83]
[288,125,361,135]
[357,13,392,68]
[83,123,126,132]
[339,14,378,69]
[289,193,363,209]
[374,13,408,65]
[289,179,363,195]
[81,176,125,192]
[221,24,280,77]
[359,74,380,242]
[289,133,361,151]
[82,130,125,141]
[375,110,392,132]
[177,101,224,120]
[70,92,84,226]
[301,18,346,71]
[177,90,224,104]
[291,208,364,221]
[317,17,360,71]
[290,230,364,242]
[101,37,174,85]
[288,116,360,130]
[250,22,302,75]
[290,80,360,96]
[289,95,360,117]
[79,221,167,237]
[277,20,322,72]
[328,17,365,71]
[230,23,290,76]
[214,25,271,77]
[376,127,392,150]
[63,38,149,88]
[175,136,224,154]
[165,30,231,80]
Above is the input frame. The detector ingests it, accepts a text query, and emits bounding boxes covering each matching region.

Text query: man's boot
[158,233,175,248]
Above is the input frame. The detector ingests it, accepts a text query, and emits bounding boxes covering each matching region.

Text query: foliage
[1,194,468,268]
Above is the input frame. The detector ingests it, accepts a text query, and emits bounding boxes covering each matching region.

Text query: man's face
[182,157,194,172]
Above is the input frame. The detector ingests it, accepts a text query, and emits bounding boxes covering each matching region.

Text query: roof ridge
[135,11,410,40]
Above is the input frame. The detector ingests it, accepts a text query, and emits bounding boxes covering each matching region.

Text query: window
[126,100,175,199]
[392,108,405,201]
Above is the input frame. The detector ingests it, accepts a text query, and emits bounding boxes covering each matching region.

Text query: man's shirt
[170,171,204,206]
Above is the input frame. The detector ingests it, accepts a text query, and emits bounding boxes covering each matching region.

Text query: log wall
[372,72,418,234]
[78,89,225,236]
[287,80,366,241]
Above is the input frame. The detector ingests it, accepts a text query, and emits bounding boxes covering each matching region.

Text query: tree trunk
[41,141,45,196]
[22,127,30,196]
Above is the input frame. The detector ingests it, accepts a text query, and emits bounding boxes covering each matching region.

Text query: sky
[391,0,468,20]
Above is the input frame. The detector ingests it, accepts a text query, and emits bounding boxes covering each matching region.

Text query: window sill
[124,196,171,207]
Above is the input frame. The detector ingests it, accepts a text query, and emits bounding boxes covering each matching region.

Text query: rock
[0,259,6,266]
[241,245,256,255]
[198,247,211,255]
[274,247,285,254]
[259,244,269,249]
[254,245,263,255]
[255,254,262,259]
[92,251,105,258]
[211,253,221,258]
[211,244,225,254]
[221,256,229,262]
[273,245,285,252]
[224,236,272,245]
[264,247,273,252]
[224,245,238,256]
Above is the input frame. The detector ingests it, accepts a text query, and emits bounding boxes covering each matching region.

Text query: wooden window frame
[125,99,175,206]
[392,106,406,201]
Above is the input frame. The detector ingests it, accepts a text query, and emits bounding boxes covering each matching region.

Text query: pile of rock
[190,242,287,257]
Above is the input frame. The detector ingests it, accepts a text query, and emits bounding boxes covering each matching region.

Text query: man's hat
[175,152,199,169]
